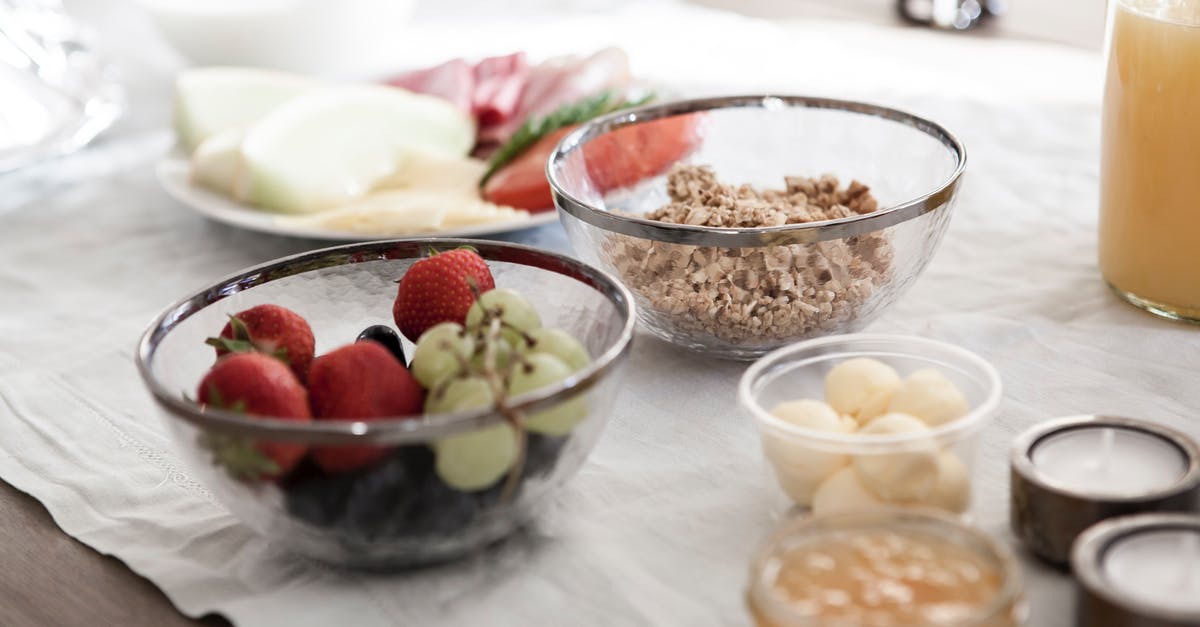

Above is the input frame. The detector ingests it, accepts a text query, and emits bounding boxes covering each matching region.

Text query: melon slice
[174,67,317,153]
[236,85,476,214]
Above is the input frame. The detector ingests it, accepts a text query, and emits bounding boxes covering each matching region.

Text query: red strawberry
[196,352,312,481]
[206,304,316,382]
[392,248,495,341]
[307,342,425,473]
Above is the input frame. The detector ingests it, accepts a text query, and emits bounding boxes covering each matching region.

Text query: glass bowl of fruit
[136,239,635,567]
[738,334,1001,518]
[547,95,966,360]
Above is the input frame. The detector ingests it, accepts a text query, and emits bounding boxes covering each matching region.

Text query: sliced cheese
[279,189,529,235]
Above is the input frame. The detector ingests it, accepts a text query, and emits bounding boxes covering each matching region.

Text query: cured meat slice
[385,48,632,150]
[471,52,529,127]
[385,58,474,113]
[479,47,631,145]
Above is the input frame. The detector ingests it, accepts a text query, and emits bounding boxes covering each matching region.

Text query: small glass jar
[738,334,1001,518]
[747,509,1027,627]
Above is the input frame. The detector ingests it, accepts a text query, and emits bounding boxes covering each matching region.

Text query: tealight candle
[1031,427,1187,496]
[747,508,1027,627]
[1072,513,1200,626]
[1010,415,1200,566]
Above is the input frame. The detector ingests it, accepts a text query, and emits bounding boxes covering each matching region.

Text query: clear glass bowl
[136,239,635,567]
[0,0,123,172]
[738,334,1001,517]
[548,95,966,360]
[747,508,1027,627]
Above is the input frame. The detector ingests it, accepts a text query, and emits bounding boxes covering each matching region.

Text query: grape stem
[430,337,476,404]
[481,314,527,503]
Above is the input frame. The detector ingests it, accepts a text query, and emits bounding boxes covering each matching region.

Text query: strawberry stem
[205,336,256,354]
[200,432,281,481]
[203,315,293,366]
[227,314,252,342]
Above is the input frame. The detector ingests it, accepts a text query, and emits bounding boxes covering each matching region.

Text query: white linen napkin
[5,3,1181,627]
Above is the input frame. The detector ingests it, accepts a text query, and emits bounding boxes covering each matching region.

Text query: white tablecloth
[4,2,1195,626]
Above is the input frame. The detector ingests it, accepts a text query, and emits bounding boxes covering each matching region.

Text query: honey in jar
[747,510,1024,627]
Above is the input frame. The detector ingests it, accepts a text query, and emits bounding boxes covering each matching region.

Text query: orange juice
[1100,1,1200,320]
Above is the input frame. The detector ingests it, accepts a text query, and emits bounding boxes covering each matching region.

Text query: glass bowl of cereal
[738,333,1002,518]
[547,95,966,360]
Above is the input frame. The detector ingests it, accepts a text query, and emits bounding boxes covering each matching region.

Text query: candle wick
[1098,428,1115,475]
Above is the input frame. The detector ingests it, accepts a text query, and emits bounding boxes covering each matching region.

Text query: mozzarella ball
[859,411,929,433]
[923,451,972,513]
[888,368,970,427]
[762,399,849,506]
[812,467,885,515]
[761,435,847,502]
[769,399,845,431]
[771,462,841,507]
[853,412,939,503]
[824,358,901,423]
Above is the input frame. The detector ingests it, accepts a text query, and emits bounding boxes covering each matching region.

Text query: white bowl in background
[136,0,416,76]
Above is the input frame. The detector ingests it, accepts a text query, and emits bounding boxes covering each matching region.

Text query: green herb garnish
[480,90,654,186]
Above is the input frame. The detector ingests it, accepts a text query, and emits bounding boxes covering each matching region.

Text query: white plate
[156,156,559,241]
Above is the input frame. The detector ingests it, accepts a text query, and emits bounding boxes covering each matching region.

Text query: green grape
[434,423,518,491]
[425,376,494,414]
[521,328,591,372]
[428,377,517,490]
[508,353,587,436]
[411,322,474,389]
[470,335,514,372]
[465,288,541,346]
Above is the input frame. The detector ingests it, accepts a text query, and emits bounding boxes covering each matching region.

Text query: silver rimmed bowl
[136,239,635,567]
[548,95,966,360]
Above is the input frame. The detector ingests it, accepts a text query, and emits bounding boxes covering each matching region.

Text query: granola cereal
[604,165,893,348]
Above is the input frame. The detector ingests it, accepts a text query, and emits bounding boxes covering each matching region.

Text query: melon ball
[811,466,885,515]
[824,358,901,423]
[762,399,850,506]
[853,412,939,503]
[923,450,972,513]
[888,368,970,427]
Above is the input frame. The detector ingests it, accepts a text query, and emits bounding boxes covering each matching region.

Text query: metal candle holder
[1072,513,1200,627]
[1010,415,1200,567]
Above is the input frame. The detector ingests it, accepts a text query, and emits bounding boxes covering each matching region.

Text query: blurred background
[2,0,1102,176]
[701,0,1103,48]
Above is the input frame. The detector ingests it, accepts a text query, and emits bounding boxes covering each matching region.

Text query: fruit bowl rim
[546,93,967,248]
[136,238,636,445]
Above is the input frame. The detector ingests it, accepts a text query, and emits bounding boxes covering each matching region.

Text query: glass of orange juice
[1100,0,1200,322]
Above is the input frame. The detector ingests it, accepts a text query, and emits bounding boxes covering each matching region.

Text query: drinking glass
[1100,0,1200,322]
